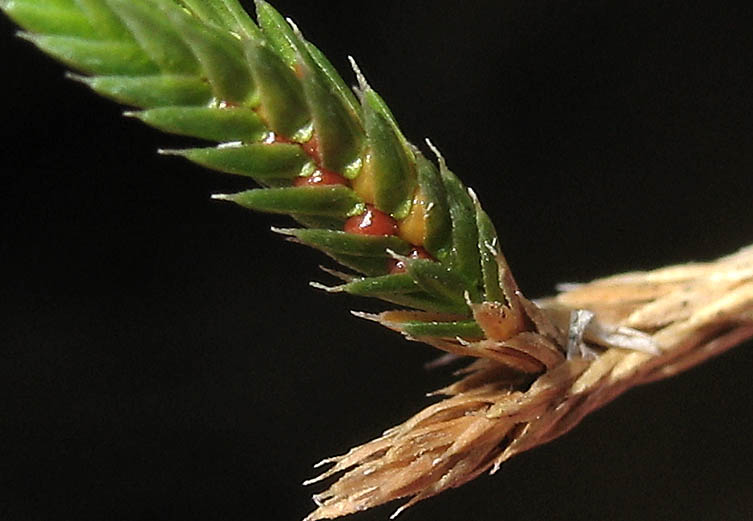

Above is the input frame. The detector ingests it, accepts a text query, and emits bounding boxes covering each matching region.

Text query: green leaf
[20,33,157,75]
[475,199,504,303]
[245,37,310,138]
[105,0,199,74]
[12,0,78,8]
[131,106,267,142]
[214,0,264,40]
[415,152,452,259]
[74,0,131,39]
[177,0,263,40]
[362,88,416,218]
[159,0,255,104]
[297,56,363,175]
[166,143,310,180]
[255,0,362,173]
[5,1,94,36]
[398,320,484,339]
[439,162,482,293]
[81,74,212,108]
[303,41,360,120]
[292,214,345,230]
[406,258,477,307]
[322,253,391,277]
[1,0,512,348]
[173,0,229,29]
[373,292,471,314]
[219,186,363,218]
[341,273,418,296]
[254,0,299,68]
[285,229,411,257]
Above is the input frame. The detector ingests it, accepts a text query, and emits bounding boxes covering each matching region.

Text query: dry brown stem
[305,245,753,520]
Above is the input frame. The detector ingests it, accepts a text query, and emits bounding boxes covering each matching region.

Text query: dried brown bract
[305,245,753,520]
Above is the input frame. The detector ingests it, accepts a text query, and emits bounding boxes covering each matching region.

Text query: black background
[2,1,753,520]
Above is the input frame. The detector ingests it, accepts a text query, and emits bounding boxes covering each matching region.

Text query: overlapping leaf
[2,0,516,345]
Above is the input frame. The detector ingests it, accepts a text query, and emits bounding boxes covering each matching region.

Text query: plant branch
[304,244,753,519]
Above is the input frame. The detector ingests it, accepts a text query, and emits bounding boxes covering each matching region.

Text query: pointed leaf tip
[156,148,185,156]
[63,71,88,83]
[348,55,369,92]
[425,138,447,170]
[309,281,343,293]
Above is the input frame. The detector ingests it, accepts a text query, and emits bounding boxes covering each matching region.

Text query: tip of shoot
[302,474,326,487]
[425,138,447,170]
[157,148,188,156]
[63,72,91,85]
[15,31,35,43]
[348,55,369,93]
[350,310,380,322]
[312,457,335,469]
[285,16,302,35]
[390,503,409,520]
[210,193,233,201]
[309,281,343,293]
[270,226,297,236]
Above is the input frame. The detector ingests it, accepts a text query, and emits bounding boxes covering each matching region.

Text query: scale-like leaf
[2,0,523,398]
